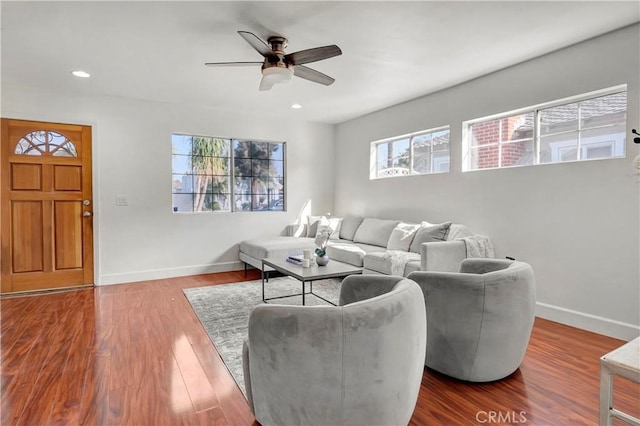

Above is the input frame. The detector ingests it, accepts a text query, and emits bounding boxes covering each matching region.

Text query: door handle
[83,211,92,217]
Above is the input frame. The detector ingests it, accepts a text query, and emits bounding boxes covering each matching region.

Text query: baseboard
[97,261,244,286]
[536,302,640,341]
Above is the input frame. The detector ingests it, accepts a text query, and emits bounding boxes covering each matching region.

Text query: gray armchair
[242,275,426,426]
[408,258,535,382]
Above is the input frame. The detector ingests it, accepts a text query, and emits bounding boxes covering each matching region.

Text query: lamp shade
[259,66,293,91]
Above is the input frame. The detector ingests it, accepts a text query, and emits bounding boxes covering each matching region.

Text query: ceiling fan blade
[293,65,335,86]
[238,31,275,57]
[285,45,342,66]
[259,76,274,91]
[205,61,263,67]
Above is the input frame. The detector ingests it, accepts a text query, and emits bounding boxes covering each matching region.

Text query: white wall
[334,24,640,340]
[1,86,336,285]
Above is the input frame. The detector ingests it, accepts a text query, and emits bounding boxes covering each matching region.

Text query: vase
[316,254,330,266]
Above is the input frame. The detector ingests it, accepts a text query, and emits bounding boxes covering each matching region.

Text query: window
[464,86,626,171]
[15,130,77,157]
[172,134,285,213]
[370,127,450,179]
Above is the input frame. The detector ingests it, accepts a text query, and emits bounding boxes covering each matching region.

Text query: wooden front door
[0,119,94,293]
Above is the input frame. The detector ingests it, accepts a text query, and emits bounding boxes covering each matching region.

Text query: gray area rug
[183,276,340,397]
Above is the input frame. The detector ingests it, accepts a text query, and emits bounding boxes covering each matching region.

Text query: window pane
[211,193,231,211]
[193,193,214,212]
[469,145,500,169]
[413,151,431,174]
[252,159,270,177]
[190,156,228,175]
[192,137,229,157]
[412,133,433,149]
[501,140,534,167]
[251,177,269,200]
[234,140,251,158]
[192,175,208,193]
[270,143,284,160]
[251,142,270,159]
[580,92,626,129]
[433,151,450,172]
[540,132,578,163]
[580,127,624,159]
[377,142,391,171]
[268,198,284,211]
[52,144,77,157]
[471,113,532,147]
[540,103,578,136]
[432,130,450,152]
[387,138,410,174]
[234,177,251,193]
[270,160,284,178]
[234,158,252,177]
[172,193,193,213]
[172,174,193,193]
[172,135,192,155]
[211,175,230,194]
[235,194,252,211]
[172,155,192,174]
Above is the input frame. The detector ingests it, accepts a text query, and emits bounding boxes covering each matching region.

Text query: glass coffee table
[261,257,363,306]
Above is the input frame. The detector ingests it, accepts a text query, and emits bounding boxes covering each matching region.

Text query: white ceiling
[2,1,639,124]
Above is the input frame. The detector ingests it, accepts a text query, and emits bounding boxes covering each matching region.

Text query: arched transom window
[14,130,77,157]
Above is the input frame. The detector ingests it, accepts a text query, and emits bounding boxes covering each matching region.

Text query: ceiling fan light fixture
[262,66,293,84]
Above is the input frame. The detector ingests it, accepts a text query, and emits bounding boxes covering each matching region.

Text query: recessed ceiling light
[71,70,90,78]
[291,104,302,109]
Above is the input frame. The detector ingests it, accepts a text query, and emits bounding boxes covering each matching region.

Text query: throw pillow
[387,222,421,251]
[306,215,324,237]
[409,222,452,253]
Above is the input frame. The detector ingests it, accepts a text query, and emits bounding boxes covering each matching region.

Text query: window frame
[370,125,451,180]
[171,133,286,213]
[462,85,627,172]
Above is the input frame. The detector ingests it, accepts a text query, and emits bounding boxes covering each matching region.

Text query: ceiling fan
[205,31,342,91]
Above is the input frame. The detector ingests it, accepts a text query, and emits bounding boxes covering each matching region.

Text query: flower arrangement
[314,225,332,257]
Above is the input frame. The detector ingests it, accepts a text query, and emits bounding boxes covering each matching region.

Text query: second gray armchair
[409,258,536,382]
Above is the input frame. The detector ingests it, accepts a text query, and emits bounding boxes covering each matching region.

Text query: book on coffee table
[286,254,304,265]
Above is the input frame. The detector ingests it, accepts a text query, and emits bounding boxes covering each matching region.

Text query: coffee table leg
[302,279,305,306]
[261,261,266,302]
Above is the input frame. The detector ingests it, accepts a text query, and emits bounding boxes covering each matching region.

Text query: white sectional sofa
[239,215,493,277]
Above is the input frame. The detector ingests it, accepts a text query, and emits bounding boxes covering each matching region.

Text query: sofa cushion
[387,222,421,251]
[405,260,422,276]
[339,216,365,241]
[409,222,452,253]
[364,251,421,276]
[240,237,316,260]
[326,240,386,267]
[353,218,400,247]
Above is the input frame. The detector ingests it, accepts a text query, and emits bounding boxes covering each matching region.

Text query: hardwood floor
[1,271,638,425]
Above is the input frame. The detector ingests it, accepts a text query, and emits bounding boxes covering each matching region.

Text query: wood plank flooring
[1,270,638,425]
